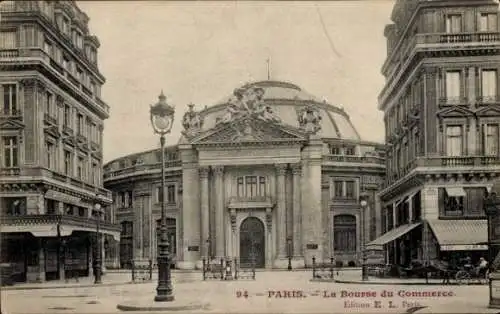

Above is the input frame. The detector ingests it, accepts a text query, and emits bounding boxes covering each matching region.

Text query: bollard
[202,258,206,281]
[220,258,224,280]
[312,256,316,279]
[330,257,334,279]
[234,259,239,280]
[131,261,135,282]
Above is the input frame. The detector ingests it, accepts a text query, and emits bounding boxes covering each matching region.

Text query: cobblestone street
[2,270,498,314]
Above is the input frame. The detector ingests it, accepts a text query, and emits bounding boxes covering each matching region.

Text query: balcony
[477,96,500,106]
[0,167,20,176]
[385,155,500,187]
[380,31,500,107]
[103,160,182,180]
[0,47,109,117]
[0,214,121,234]
[323,155,385,165]
[1,108,22,117]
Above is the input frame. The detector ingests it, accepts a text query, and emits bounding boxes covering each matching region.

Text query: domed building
[103,80,386,269]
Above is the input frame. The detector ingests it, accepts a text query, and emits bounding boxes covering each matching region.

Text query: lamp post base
[154,294,175,302]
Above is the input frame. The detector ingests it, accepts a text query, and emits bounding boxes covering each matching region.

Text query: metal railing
[0,214,121,232]
[103,160,182,179]
[312,256,335,280]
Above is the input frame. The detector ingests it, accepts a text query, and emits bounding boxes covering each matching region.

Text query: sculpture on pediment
[181,104,204,136]
[298,105,322,134]
[218,86,276,125]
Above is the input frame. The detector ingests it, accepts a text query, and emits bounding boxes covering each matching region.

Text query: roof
[195,80,361,141]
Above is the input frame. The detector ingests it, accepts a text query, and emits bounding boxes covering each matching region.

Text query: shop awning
[427,219,487,251]
[445,187,466,197]
[367,222,422,246]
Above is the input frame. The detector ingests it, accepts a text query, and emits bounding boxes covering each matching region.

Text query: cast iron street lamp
[287,236,292,271]
[484,191,500,307]
[94,199,102,284]
[360,197,368,281]
[150,91,175,302]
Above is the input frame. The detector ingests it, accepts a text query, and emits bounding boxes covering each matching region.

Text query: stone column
[133,194,144,259]
[274,163,287,263]
[408,195,413,223]
[213,165,225,258]
[301,135,324,267]
[200,167,210,259]
[374,194,382,237]
[265,208,273,268]
[291,163,302,258]
[178,146,200,270]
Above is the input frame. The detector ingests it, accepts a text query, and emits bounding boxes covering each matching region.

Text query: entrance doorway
[239,217,265,268]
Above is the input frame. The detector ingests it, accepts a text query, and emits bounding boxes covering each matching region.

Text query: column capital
[199,167,209,178]
[291,163,302,175]
[275,163,287,176]
[212,165,224,175]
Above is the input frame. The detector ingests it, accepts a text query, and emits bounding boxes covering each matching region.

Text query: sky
[76,1,395,163]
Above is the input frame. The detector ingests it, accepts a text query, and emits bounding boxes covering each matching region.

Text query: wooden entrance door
[239,217,265,268]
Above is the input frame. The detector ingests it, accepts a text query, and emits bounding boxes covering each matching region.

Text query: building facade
[0,1,119,283]
[104,80,386,269]
[372,0,500,266]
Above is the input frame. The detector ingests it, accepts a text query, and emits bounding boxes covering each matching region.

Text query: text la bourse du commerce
[238,289,455,309]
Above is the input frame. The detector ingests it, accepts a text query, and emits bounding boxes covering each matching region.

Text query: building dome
[189,80,361,141]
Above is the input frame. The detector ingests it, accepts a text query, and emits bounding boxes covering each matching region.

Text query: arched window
[334,215,356,252]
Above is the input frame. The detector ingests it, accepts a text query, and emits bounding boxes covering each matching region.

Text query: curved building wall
[104,80,387,269]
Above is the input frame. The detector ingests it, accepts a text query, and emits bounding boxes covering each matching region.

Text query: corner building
[374,0,500,266]
[104,80,385,269]
[0,1,119,283]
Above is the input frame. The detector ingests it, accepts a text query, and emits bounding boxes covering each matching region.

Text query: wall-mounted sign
[188,246,199,252]
[306,244,318,250]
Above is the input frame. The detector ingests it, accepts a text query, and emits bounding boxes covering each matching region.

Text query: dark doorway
[239,217,265,268]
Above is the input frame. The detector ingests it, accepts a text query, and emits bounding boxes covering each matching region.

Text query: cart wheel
[455,270,470,285]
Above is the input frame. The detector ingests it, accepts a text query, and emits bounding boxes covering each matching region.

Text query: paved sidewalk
[333,270,487,286]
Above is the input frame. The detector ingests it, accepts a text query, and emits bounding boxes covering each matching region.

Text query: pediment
[475,106,500,117]
[44,125,60,138]
[437,106,474,118]
[191,116,305,145]
[0,119,25,130]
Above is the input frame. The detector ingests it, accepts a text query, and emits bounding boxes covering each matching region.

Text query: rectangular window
[329,145,341,155]
[334,181,344,198]
[64,150,71,175]
[45,91,53,116]
[2,84,17,115]
[92,163,98,185]
[0,31,16,49]
[77,114,83,135]
[77,156,83,179]
[258,176,266,197]
[446,14,462,33]
[76,68,83,83]
[484,124,499,156]
[3,136,18,167]
[482,69,497,100]
[480,13,498,32]
[90,81,96,96]
[167,185,176,204]
[245,176,257,197]
[46,142,54,169]
[62,17,70,35]
[345,146,356,156]
[43,40,53,57]
[345,181,356,199]
[156,187,163,203]
[445,71,461,101]
[64,104,70,127]
[237,177,244,197]
[446,125,463,156]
